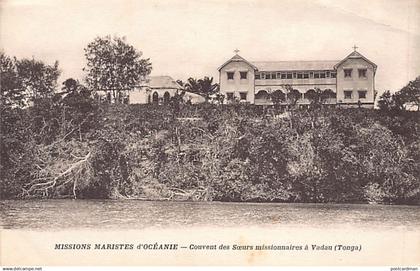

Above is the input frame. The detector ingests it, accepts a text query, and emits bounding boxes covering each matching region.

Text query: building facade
[218,49,377,108]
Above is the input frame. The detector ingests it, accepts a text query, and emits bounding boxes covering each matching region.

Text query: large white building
[218,48,377,108]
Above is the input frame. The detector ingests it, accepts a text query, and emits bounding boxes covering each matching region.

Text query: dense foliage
[378,76,420,111]
[0,52,60,107]
[1,99,419,204]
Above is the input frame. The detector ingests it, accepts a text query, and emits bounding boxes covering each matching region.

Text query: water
[1,200,420,230]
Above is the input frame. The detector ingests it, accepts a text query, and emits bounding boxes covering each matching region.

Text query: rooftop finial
[353,45,358,51]
[234,48,240,54]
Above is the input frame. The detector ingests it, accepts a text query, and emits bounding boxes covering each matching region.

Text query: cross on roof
[234,48,240,54]
[353,45,358,51]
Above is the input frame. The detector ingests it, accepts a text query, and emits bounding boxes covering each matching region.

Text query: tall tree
[15,57,60,101]
[1,53,60,107]
[83,35,152,102]
[399,76,420,111]
[0,52,24,107]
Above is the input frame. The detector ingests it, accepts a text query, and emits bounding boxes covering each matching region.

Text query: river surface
[1,200,420,230]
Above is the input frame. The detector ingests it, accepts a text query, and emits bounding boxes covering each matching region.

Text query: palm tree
[184,78,201,93]
[185,76,218,102]
[198,76,218,100]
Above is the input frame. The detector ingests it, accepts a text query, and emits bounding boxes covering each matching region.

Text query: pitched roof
[334,51,377,72]
[218,54,258,71]
[251,60,340,71]
[146,76,183,89]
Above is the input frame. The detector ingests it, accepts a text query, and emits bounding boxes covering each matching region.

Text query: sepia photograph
[1,0,420,269]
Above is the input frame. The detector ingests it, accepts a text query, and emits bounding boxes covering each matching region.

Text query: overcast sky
[1,0,419,94]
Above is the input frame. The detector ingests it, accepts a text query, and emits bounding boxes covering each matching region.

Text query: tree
[378,90,395,111]
[184,76,218,101]
[305,88,321,104]
[84,35,152,102]
[59,78,93,108]
[184,78,200,93]
[378,90,405,111]
[198,77,219,101]
[282,85,301,128]
[0,52,24,107]
[270,89,286,107]
[61,78,91,99]
[284,85,301,107]
[399,76,420,111]
[15,57,60,101]
[305,88,335,107]
[62,78,79,94]
[1,53,60,107]
[170,90,186,114]
[378,77,420,112]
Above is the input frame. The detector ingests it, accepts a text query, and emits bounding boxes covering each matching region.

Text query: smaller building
[94,76,205,105]
[130,76,205,105]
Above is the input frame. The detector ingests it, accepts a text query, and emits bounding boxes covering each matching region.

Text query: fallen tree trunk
[22,152,91,199]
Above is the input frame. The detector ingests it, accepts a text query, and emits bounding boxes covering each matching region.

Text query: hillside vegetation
[1,99,419,204]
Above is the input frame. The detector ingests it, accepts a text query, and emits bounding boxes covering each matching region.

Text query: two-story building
[218,48,377,108]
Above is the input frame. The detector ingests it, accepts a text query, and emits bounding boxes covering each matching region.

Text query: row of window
[227,71,248,80]
[344,68,367,78]
[255,71,337,80]
[344,90,367,99]
[224,90,368,100]
[226,92,247,101]
[226,71,338,80]
[226,69,368,80]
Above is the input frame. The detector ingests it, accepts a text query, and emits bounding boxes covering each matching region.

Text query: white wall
[336,58,375,106]
[219,61,255,103]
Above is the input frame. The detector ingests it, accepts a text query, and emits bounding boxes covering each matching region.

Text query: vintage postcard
[1,0,419,269]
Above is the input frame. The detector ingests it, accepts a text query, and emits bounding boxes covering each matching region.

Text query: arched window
[163,92,170,105]
[305,89,316,101]
[255,90,269,100]
[152,92,159,104]
[324,89,337,99]
[271,89,286,103]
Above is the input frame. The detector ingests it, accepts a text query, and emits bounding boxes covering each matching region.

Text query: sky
[1,0,420,94]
